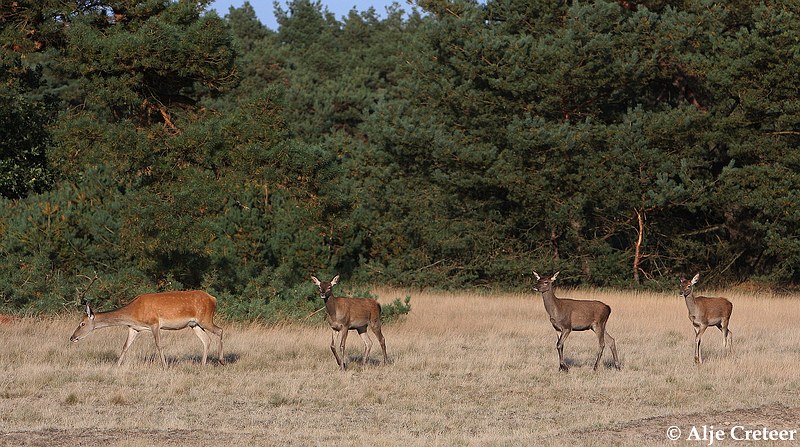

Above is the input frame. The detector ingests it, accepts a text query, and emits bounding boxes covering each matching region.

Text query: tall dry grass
[0,287,798,446]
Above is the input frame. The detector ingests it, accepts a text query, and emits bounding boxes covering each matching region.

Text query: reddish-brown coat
[70,290,224,368]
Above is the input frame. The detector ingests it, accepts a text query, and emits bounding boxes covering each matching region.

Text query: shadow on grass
[329,354,393,371]
[178,352,240,366]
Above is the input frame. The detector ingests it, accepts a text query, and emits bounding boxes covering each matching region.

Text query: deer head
[71,306,96,342]
[679,273,700,298]
[311,274,340,301]
[70,273,99,342]
[532,271,559,293]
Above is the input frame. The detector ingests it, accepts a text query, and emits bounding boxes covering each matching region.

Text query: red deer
[70,290,224,368]
[679,273,733,364]
[532,271,620,371]
[311,275,387,370]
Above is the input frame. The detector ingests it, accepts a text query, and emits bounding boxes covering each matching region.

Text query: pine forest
[2,0,799,318]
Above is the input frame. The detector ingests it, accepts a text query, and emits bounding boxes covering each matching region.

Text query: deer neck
[92,308,138,329]
[683,290,700,315]
[323,296,339,319]
[540,289,562,318]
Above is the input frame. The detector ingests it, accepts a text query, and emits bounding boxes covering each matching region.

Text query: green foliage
[0,46,56,199]
[0,0,356,317]
[216,279,319,322]
[382,295,413,323]
[348,0,800,287]
[2,0,800,321]
[0,85,54,199]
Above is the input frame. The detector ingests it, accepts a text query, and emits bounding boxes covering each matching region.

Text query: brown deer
[532,271,620,371]
[70,290,225,368]
[311,274,387,370]
[679,273,733,364]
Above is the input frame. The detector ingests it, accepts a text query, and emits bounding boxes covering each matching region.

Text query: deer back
[126,290,217,324]
[559,298,612,328]
[326,296,381,329]
[680,274,732,323]
[97,290,216,327]
[693,295,733,320]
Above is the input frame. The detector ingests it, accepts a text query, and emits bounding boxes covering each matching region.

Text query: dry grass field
[1,287,799,446]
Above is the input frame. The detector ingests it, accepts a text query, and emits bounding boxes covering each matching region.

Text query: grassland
[1,287,798,446]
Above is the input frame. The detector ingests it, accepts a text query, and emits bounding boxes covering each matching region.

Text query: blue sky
[208,0,409,30]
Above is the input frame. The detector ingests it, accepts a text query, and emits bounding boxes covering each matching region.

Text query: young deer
[532,271,620,371]
[311,275,388,370]
[679,273,733,364]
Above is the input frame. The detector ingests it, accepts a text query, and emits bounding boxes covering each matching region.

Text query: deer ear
[311,276,321,286]
[551,271,560,281]
[84,301,94,319]
[532,271,541,280]
[691,273,700,285]
[331,275,340,286]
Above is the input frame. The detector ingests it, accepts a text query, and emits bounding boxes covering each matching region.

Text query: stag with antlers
[70,274,224,368]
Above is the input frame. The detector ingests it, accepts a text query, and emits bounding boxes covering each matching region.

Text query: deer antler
[75,272,99,305]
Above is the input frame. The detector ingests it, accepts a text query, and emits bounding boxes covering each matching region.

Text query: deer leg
[695,324,708,364]
[556,328,571,372]
[371,322,388,365]
[117,327,140,366]
[605,331,620,370]
[725,328,733,354]
[339,329,350,371]
[330,329,343,368]
[201,323,225,365]
[357,328,372,365]
[720,320,733,354]
[592,323,606,371]
[191,326,211,365]
[150,325,168,369]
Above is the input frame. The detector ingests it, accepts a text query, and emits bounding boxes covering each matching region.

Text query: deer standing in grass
[311,275,387,370]
[679,273,733,364]
[70,287,225,369]
[532,271,620,371]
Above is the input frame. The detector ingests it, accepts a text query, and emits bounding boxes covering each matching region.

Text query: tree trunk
[633,208,645,284]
